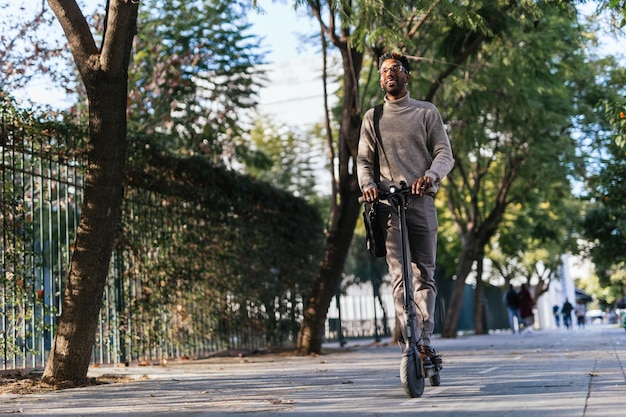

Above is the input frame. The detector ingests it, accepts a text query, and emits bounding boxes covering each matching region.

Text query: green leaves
[125,132,325,296]
[245,116,323,202]
[604,99,626,147]
[608,0,626,27]
[127,0,266,163]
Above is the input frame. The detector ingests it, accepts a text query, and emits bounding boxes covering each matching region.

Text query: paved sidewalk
[1,324,624,416]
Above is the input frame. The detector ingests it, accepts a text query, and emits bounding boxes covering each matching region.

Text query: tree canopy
[290,0,626,347]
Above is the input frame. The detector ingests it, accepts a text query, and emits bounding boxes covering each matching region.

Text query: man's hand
[412,176,432,196]
[362,187,379,203]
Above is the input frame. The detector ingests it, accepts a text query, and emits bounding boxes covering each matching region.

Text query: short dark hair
[378,52,410,74]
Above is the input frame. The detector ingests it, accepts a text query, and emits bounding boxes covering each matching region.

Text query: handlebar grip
[358,196,366,204]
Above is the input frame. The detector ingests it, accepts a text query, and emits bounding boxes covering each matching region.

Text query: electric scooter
[361,181,441,398]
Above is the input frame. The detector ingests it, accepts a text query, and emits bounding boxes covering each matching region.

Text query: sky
[577,2,625,58]
[249,1,319,64]
[249,1,337,128]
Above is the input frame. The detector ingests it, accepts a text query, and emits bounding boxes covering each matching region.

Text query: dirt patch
[0,345,370,395]
[0,369,133,395]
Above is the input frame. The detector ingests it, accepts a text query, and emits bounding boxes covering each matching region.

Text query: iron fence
[1,114,83,369]
[1,108,303,370]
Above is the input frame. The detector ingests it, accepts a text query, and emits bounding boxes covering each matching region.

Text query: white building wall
[535,254,577,329]
[328,282,395,322]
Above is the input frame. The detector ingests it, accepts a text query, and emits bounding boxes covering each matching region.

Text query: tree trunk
[442,149,519,338]
[442,217,509,338]
[473,252,486,335]
[42,80,127,385]
[42,0,137,386]
[442,242,476,338]
[296,176,361,354]
[296,44,364,355]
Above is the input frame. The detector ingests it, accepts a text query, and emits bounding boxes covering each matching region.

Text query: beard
[382,77,405,96]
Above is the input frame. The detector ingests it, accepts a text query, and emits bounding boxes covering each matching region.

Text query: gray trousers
[383,195,438,346]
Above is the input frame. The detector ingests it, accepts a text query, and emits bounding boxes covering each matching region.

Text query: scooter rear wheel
[429,373,441,386]
[400,349,424,398]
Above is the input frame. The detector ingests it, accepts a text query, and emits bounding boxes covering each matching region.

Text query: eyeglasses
[379,64,406,76]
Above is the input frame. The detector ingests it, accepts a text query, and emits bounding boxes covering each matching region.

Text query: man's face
[379,59,409,97]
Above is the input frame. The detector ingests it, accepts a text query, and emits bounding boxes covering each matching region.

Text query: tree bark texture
[42,0,138,386]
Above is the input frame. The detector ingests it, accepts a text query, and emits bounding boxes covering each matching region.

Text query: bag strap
[373,104,383,184]
[373,103,395,183]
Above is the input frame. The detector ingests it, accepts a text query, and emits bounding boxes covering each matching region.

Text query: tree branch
[406,0,440,39]
[100,0,138,74]
[425,0,516,101]
[46,0,98,77]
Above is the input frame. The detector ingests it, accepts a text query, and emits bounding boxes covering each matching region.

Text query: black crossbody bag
[362,104,388,258]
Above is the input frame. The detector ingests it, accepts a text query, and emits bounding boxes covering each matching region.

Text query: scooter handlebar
[358,182,412,204]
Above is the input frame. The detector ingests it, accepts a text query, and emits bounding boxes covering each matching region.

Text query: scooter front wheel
[400,348,424,398]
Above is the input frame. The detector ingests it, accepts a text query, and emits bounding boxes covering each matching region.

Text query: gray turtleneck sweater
[357,93,454,194]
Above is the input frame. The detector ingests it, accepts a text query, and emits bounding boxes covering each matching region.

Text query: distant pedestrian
[575,299,586,329]
[518,284,535,334]
[553,304,561,328]
[503,284,521,334]
[562,299,574,329]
